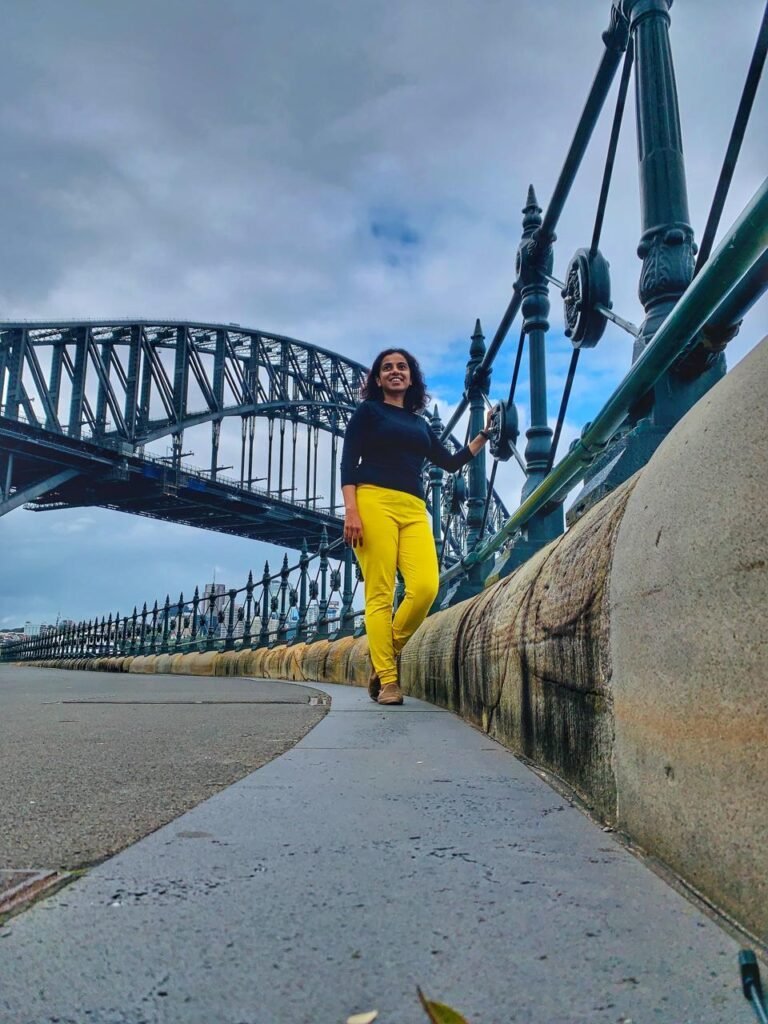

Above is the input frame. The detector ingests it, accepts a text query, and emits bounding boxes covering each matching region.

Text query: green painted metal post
[277,555,290,644]
[429,405,444,548]
[205,591,216,651]
[160,596,170,653]
[190,589,200,648]
[294,540,309,646]
[497,188,564,577]
[338,546,355,637]
[259,562,272,648]
[225,588,237,651]
[175,593,184,650]
[150,601,159,654]
[571,0,728,519]
[316,527,330,639]
[242,573,254,648]
[451,320,493,603]
[626,0,725,419]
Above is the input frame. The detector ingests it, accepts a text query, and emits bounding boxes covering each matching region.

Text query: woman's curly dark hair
[361,348,430,413]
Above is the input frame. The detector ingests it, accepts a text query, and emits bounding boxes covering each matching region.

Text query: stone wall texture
[22,337,767,940]
[609,337,768,940]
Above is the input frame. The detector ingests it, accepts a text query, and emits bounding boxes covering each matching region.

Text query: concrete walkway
[0,665,326,870]
[0,680,749,1024]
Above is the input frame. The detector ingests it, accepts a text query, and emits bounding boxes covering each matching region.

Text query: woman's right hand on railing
[344,509,364,548]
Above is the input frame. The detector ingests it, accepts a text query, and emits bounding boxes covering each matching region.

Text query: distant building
[328,600,340,635]
[24,622,40,637]
[203,583,226,614]
[198,583,227,638]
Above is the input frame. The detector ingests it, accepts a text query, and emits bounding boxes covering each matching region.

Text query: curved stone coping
[24,633,374,690]
[610,337,768,941]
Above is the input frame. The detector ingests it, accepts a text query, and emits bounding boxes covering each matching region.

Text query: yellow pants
[353,485,440,686]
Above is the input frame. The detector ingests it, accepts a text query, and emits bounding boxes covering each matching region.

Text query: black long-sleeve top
[340,399,473,501]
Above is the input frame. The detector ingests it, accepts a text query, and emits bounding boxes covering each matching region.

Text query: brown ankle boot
[368,669,381,703]
[378,682,403,705]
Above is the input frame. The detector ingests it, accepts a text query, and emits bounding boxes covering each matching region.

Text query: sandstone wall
[402,478,635,821]
[610,337,768,940]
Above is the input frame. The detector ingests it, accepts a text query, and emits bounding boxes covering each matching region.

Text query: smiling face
[376,351,411,404]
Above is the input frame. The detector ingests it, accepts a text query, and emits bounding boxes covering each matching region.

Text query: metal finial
[523,185,542,234]
[470,318,485,359]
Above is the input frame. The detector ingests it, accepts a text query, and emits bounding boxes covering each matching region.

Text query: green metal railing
[441,174,768,583]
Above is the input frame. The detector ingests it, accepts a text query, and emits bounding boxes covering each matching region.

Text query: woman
[340,348,492,706]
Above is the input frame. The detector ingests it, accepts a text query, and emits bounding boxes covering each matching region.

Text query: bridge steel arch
[0,320,508,555]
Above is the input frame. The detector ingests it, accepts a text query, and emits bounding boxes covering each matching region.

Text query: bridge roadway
[0,416,344,550]
[0,672,748,1024]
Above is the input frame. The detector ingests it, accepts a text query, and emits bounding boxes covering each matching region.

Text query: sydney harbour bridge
[0,320,510,553]
[2,0,767,660]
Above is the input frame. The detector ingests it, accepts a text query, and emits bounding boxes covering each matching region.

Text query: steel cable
[590,38,634,256]
[544,41,633,477]
[507,324,527,407]
[477,459,499,545]
[695,1,768,275]
[546,348,580,475]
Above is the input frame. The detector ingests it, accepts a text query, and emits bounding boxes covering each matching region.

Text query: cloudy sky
[1,0,766,628]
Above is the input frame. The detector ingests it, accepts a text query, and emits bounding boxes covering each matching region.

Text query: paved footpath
[0,665,326,870]
[0,679,751,1024]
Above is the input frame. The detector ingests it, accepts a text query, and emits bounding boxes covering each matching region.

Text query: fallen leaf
[417,986,470,1023]
[347,1012,379,1024]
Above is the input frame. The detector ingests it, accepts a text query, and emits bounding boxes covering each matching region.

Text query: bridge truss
[0,321,508,554]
